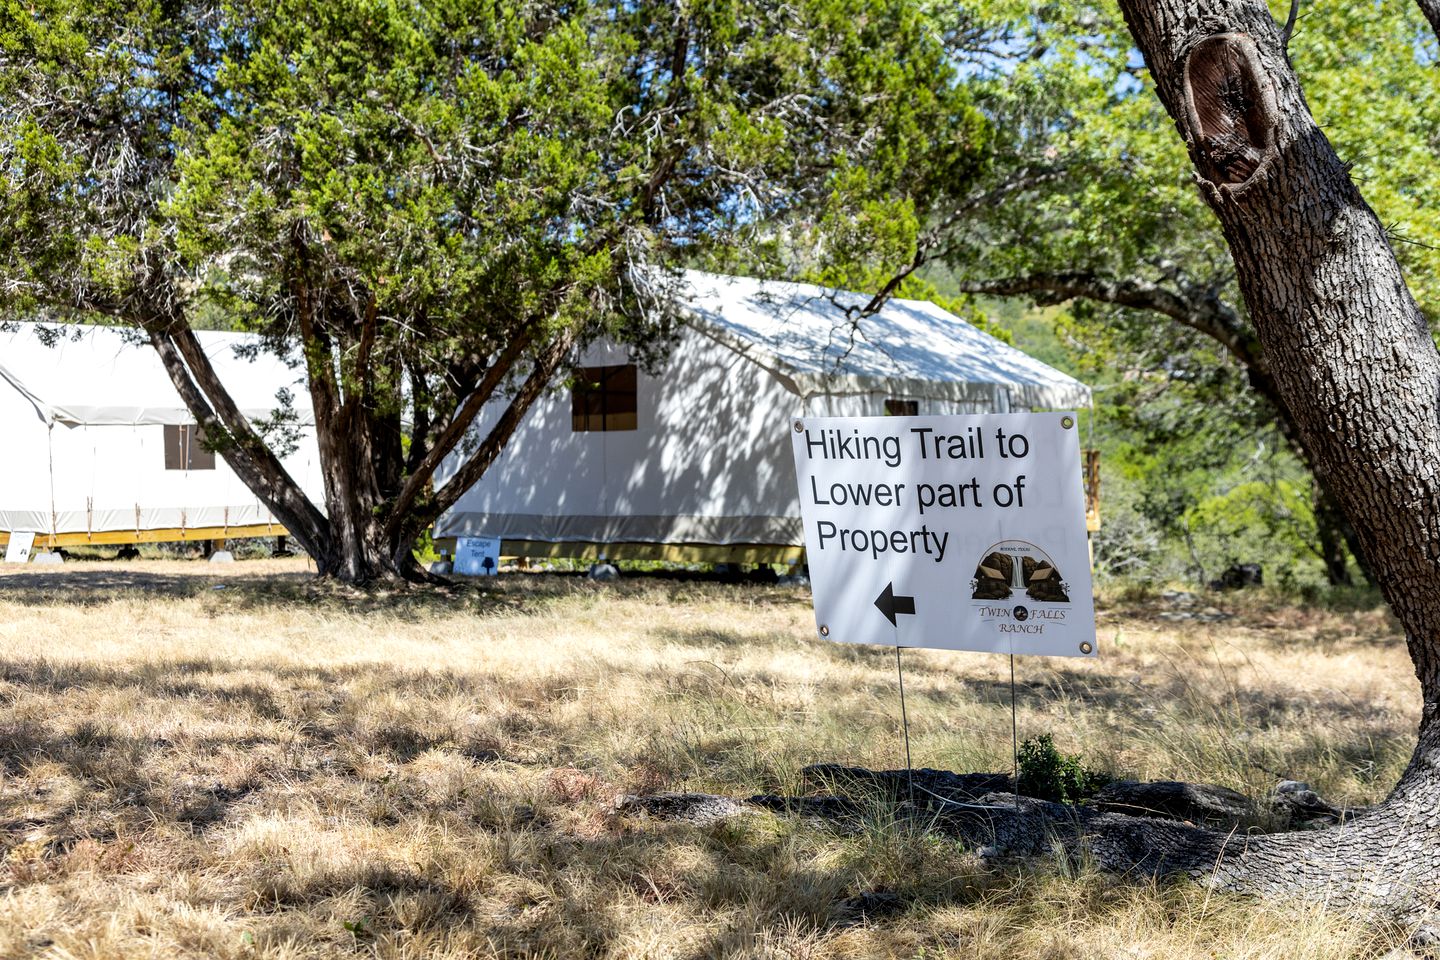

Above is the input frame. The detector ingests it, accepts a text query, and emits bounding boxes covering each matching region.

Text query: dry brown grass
[0,560,1420,958]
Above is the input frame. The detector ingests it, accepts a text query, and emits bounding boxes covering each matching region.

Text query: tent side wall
[0,324,325,549]
[0,379,56,535]
[1,417,323,548]
[42,423,320,541]
[436,327,811,551]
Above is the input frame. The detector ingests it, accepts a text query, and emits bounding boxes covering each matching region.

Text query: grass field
[0,560,1421,958]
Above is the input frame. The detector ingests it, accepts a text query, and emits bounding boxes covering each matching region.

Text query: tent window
[163,424,216,471]
[571,364,638,432]
[884,399,919,416]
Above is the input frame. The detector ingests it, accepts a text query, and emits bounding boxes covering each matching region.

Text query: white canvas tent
[0,323,321,549]
[435,270,1093,561]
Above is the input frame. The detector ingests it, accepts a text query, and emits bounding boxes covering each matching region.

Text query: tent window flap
[163,424,216,470]
[571,364,638,432]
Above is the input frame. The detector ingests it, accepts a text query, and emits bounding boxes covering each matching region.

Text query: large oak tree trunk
[1088,0,1440,917]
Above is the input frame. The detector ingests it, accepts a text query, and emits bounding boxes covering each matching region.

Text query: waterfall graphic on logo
[970,540,1070,603]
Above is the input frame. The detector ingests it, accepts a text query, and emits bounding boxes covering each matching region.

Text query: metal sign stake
[1010,652,1020,811]
[895,645,914,804]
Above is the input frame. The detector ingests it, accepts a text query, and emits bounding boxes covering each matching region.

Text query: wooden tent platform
[0,524,288,549]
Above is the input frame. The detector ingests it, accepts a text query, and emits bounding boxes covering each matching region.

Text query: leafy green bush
[1016,734,1111,803]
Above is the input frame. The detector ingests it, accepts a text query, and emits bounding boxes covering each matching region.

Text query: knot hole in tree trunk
[1182,33,1278,190]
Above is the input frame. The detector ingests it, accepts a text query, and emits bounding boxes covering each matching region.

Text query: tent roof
[673,270,1091,409]
[0,273,1090,427]
[0,323,309,427]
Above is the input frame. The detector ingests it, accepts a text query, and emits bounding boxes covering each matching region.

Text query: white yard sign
[790,413,1096,658]
[3,531,35,564]
[454,536,501,576]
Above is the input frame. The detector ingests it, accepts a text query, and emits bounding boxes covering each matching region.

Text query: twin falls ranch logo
[972,540,1070,635]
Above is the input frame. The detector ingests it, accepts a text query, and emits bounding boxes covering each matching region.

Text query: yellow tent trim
[0,523,288,549]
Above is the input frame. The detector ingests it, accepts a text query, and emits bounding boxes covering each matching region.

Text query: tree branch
[837,164,1074,322]
[1415,0,1440,43]
[382,328,535,543]
[952,271,1262,370]
[1280,0,1301,51]
[148,324,330,552]
[640,16,692,225]
[292,228,343,443]
[404,353,434,477]
[354,290,378,405]
[390,324,579,566]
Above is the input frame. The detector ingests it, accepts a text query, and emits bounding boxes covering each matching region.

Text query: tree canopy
[1,0,990,582]
[6,0,1438,594]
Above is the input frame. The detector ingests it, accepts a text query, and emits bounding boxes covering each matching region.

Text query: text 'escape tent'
[0,324,321,550]
[435,270,1095,562]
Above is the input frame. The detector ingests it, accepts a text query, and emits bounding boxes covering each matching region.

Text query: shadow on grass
[0,565,815,623]
[653,626,784,649]
[0,657,898,954]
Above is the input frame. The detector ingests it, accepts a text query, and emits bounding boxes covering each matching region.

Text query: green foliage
[1183,479,1319,586]
[921,1,1440,589]
[7,0,1431,587]
[921,279,1324,588]
[411,527,441,566]
[0,0,995,575]
[949,1,1438,319]
[1090,383,1318,587]
[2,0,993,349]
[1017,734,1110,804]
[1297,2,1440,314]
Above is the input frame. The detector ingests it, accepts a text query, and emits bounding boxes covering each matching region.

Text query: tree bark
[146,324,334,565]
[1098,0,1440,917]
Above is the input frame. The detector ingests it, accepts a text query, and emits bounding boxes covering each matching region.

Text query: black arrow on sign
[874,582,917,626]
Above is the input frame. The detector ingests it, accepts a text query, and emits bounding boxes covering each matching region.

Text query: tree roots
[616,763,1438,928]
